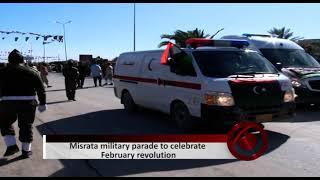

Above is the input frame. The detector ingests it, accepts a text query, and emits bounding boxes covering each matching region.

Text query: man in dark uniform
[77,61,88,88]
[0,49,47,158]
[63,60,79,101]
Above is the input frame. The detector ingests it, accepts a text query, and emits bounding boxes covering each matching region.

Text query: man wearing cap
[0,49,47,158]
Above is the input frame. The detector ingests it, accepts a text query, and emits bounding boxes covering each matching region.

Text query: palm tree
[158,28,213,48]
[268,27,303,42]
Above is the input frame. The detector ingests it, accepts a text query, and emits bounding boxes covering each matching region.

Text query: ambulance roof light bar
[242,33,278,38]
[185,38,250,49]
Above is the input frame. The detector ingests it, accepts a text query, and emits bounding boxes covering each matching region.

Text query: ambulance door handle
[157,78,165,86]
[157,78,160,85]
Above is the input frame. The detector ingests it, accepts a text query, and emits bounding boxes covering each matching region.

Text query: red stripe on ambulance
[113,75,201,90]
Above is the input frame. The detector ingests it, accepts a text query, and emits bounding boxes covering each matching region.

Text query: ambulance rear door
[138,51,167,111]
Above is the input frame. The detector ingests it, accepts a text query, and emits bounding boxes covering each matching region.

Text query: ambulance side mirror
[168,58,178,73]
[168,57,174,64]
[275,62,283,71]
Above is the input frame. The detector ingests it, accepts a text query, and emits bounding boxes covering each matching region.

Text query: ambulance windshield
[193,51,278,78]
[260,49,320,68]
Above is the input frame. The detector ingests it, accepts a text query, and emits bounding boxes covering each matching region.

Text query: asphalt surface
[0,72,320,177]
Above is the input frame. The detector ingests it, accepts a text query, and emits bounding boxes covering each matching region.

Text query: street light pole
[30,43,33,58]
[133,3,136,51]
[43,43,46,62]
[63,23,67,61]
[56,20,72,61]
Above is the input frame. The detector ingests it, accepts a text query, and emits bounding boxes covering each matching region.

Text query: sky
[1,3,320,62]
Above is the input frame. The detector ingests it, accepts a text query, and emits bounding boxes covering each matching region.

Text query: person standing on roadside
[39,62,52,88]
[63,60,79,101]
[90,61,102,87]
[77,61,88,88]
[105,62,114,85]
[100,62,106,80]
[0,49,47,158]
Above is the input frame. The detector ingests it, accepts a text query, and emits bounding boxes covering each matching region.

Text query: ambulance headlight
[205,92,235,106]
[283,88,296,103]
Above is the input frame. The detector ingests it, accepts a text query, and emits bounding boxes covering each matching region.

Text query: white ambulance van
[221,34,320,105]
[113,39,295,129]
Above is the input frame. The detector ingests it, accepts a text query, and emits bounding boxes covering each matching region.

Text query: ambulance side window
[169,51,197,77]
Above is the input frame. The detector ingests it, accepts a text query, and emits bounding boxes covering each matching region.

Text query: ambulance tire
[122,91,137,113]
[171,101,194,130]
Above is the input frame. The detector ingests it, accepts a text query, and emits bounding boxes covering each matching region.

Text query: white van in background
[221,34,320,105]
[113,39,295,130]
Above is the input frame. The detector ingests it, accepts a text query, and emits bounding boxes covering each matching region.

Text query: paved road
[1,73,320,177]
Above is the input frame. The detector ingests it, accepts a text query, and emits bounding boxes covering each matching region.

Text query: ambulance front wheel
[171,101,193,130]
[122,91,137,113]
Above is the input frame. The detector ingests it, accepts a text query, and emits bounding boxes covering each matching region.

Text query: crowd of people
[62,60,114,100]
[1,57,115,100]
[0,49,114,158]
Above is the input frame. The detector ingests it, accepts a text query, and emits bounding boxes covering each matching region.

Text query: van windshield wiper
[237,72,275,75]
[229,72,280,78]
[228,74,255,78]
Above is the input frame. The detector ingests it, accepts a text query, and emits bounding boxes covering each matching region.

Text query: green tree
[268,26,303,42]
[158,28,213,48]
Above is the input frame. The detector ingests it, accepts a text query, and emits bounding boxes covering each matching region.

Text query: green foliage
[159,28,212,48]
[268,26,304,42]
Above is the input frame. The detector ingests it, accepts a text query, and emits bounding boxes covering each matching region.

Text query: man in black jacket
[77,61,88,88]
[0,49,47,158]
[63,60,79,101]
